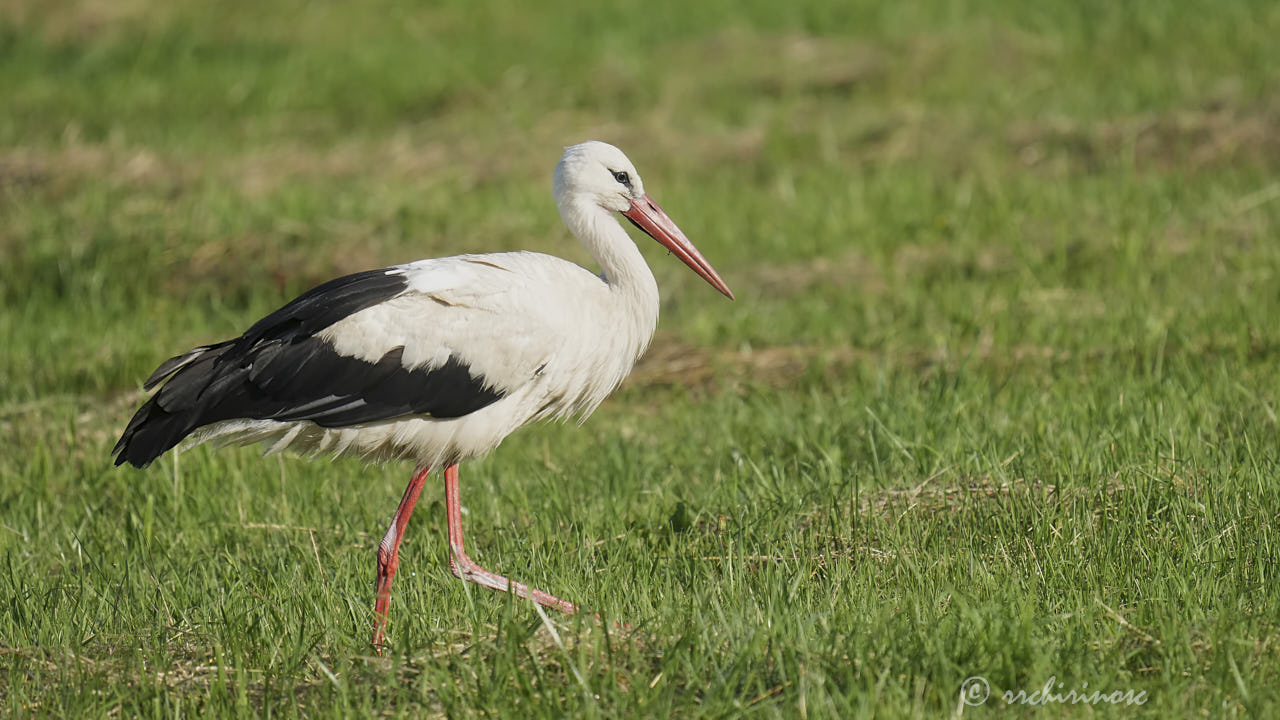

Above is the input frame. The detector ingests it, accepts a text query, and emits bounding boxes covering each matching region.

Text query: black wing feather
[113,268,506,469]
[236,268,411,348]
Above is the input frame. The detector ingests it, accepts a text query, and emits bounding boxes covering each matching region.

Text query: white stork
[113,141,734,647]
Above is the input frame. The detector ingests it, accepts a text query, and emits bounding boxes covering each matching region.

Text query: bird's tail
[112,341,234,468]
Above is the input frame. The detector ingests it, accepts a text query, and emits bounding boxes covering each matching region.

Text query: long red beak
[622,194,734,300]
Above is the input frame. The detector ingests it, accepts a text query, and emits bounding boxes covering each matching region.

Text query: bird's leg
[444,463,578,614]
[372,464,431,650]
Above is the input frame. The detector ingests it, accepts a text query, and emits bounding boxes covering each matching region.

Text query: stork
[113,141,734,647]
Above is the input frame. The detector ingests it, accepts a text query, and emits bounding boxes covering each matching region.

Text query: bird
[112,141,734,647]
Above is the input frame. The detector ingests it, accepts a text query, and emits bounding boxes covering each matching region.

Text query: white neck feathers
[558,198,661,358]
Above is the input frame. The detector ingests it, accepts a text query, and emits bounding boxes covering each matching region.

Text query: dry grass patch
[1011,105,1280,173]
[0,0,176,42]
[629,336,1084,392]
[0,119,766,202]
[630,338,866,392]
[0,143,194,195]
[891,242,1018,280]
[852,475,1116,518]
[751,249,887,297]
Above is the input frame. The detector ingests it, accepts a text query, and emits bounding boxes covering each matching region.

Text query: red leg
[444,463,578,614]
[371,464,431,650]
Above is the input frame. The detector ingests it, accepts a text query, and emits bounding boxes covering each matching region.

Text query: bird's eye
[612,170,631,187]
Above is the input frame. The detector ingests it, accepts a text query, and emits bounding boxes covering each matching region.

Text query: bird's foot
[450,547,579,614]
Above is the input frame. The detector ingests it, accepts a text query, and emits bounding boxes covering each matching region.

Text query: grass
[2,0,1279,716]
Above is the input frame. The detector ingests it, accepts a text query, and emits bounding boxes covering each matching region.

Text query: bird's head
[554,140,646,213]
[554,141,734,300]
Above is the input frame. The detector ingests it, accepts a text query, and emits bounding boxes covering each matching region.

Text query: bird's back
[113,252,657,469]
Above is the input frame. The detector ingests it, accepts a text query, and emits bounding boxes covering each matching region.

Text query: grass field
[3,0,1280,716]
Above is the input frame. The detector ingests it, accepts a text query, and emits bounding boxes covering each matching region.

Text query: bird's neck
[562,199,661,347]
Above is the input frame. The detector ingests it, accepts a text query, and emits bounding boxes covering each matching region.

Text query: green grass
[3,0,1279,716]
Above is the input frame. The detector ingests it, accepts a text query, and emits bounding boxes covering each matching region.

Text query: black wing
[112,268,505,468]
